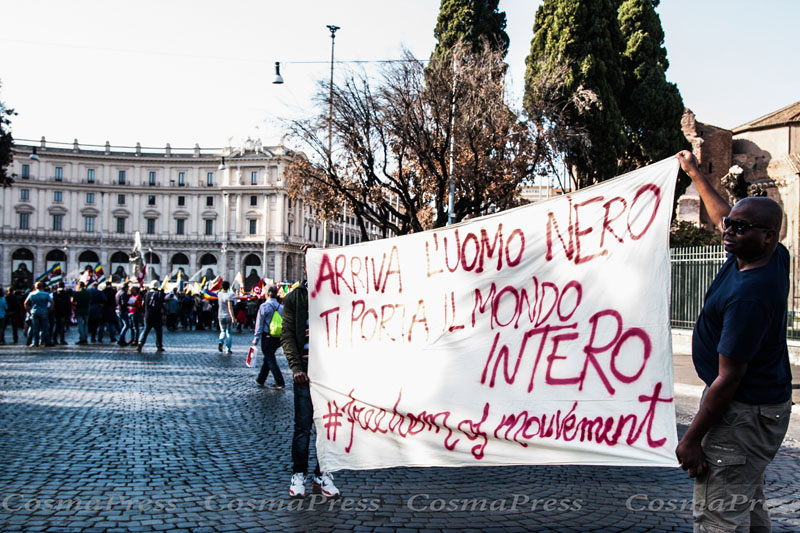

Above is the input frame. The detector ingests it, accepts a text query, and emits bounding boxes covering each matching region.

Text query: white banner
[308,158,680,470]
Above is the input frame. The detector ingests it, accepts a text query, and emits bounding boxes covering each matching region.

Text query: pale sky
[1,0,797,150]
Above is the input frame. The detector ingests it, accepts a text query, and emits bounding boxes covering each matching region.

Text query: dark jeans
[51,315,67,344]
[138,319,163,348]
[98,318,118,342]
[4,313,18,343]
[257,335,285,386]
[292,381,321,476]
[29,314,50,346]
[118,312,131,343]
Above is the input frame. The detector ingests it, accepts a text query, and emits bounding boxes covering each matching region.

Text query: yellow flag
[161,275,170,291]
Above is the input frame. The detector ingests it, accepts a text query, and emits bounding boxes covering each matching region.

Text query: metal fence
[670,245,800,338]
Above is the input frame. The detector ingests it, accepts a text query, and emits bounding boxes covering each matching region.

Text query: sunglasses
[721,217,770,235]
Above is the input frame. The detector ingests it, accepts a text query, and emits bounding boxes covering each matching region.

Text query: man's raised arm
[676,150,731,230]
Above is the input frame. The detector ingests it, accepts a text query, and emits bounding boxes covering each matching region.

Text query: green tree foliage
[524,0,626,189]
[0,81,15,188]
[525,0,688,193]
[433,0,509,59]
[669,221,719,248]
[617,0,688,172]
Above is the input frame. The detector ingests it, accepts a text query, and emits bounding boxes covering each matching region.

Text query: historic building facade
[2,137,376,290]
[677,101,800,252]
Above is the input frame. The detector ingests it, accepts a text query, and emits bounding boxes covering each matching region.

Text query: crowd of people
[0,280,268,350]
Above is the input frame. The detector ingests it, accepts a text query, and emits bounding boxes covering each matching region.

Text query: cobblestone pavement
[1,329,798,532]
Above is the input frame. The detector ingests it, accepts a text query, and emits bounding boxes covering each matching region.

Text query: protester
[252,286,285,390]
[165,289,180,331]
[127,286,144,345]
[51,282,71,345]
[675,150,793,531]
[0,288,7,344]
[234,298,247,333]
[72,281,91,344]
[137,280,165,352]
[116,282,132,346]
[281,245,340,499]
[87,282,106,343]
[24,282,52,347]
[4,287,20,344]
[180,292,195,330]
[217,281,235,355]
[99,283,118,343]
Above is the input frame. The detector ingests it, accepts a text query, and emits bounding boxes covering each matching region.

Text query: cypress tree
[617,0,687,171]
[524,0,626,187]
[433,0,510,59]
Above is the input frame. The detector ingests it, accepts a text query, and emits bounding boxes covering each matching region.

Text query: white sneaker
[289,472,306,498]
[312,472,340,499]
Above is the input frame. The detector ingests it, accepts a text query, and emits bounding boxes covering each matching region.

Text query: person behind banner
[281,244,340,500]
[253,286,285,390]
[674,150,793,532]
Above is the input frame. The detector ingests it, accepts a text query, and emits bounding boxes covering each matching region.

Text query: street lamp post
[323,24,340,248]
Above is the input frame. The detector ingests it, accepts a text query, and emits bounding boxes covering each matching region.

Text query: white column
[274,252,283,281]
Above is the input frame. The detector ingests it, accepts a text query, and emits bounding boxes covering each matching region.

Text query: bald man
[675,151,793,532]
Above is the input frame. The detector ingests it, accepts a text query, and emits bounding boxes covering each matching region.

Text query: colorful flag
[35,264,58,285]
[94,263,106,285]
[202,289,218,300]
[48,264,63,287]
[208,276,223,292]
[233,271,245,290]
[161,275,170,291]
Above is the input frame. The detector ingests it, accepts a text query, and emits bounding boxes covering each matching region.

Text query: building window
[176,219,185,235]
[250,195,258,206]
[118,170,126,184]
[85,216,95,233]
[21,164,30,179]
[288,221,293,236]
[148,195,156,206]
[149,171,156,186]
[20,188,29,201]
[116,217,126,233]
[708,162,713,173]
[146,218,156,234]
[54,191,62,202]
[19,213,30,230]
[205,219,213,235]
[53,214,63,231]
[206,172,214,186]
[118,194,125,205]
[251,171,258,185]
[87,169,95,183]
[288,198,292,209]
[249,220,257,235]
[86,192,95,204]
[55,167,63,182]
[178,171,186,186]
[206,196,213,207]
[177,195,185,207]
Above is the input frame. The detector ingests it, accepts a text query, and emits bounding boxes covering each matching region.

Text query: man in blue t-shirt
[675,151,792,531]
